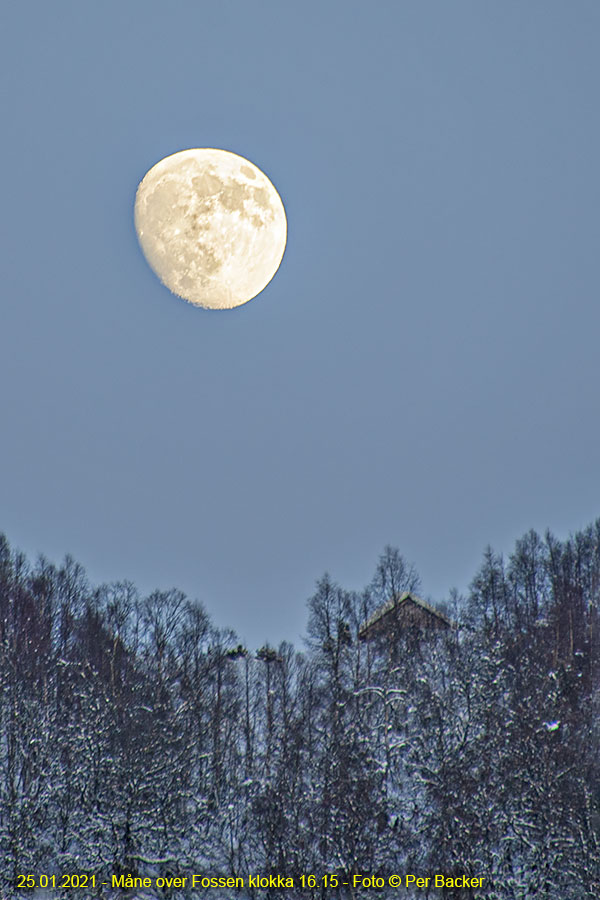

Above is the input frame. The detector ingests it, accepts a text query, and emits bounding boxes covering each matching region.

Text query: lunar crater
[135,148,286,309]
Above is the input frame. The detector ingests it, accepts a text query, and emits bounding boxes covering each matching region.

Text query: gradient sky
[1,1,599,649]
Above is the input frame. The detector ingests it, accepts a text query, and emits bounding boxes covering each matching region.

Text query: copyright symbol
[389,874,401,887]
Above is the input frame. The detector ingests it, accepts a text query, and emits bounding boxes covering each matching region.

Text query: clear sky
[1,1,598,649]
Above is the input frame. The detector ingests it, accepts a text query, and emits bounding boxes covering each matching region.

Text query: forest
[0,522,598,899]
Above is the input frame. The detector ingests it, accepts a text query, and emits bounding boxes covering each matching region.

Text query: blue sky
[1,1,598,648]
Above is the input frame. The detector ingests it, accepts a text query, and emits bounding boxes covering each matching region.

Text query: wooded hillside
[0,525,598,898]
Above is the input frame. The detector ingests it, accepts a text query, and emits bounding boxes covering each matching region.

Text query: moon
[134,148,287,309]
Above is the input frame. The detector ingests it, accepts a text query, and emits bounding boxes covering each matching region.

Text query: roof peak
[359,590,451,638]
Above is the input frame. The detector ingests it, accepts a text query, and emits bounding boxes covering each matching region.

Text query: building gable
[359,591,450,642]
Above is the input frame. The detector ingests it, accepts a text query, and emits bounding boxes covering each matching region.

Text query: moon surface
[134,148,287,309]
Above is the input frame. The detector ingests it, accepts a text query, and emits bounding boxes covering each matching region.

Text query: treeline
[0,525,598,898]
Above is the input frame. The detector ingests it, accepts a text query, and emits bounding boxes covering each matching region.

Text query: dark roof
[359,591,451,639]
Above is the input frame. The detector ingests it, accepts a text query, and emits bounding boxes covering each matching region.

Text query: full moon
[134,148,287,309]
